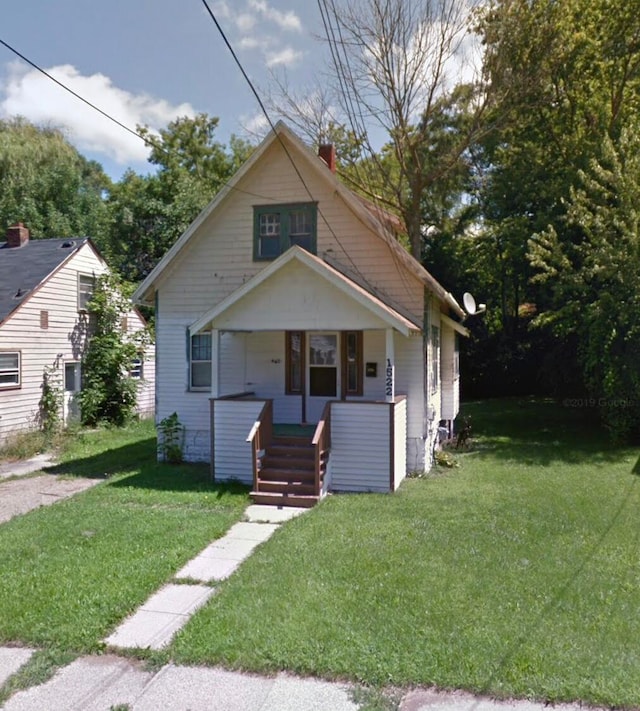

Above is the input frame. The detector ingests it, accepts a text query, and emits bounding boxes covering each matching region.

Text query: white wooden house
[0,223,155,443]
[134,122,467,506]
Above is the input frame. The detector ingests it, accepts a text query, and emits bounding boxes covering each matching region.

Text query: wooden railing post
[312,401,332,497]
[246,399,273,494]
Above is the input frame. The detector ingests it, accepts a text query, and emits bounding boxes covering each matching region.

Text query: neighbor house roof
[0,237,93,325]
[133,121,465,319]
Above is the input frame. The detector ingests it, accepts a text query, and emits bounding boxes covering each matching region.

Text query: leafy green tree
[79,273,149,427]
[0,117,110,245]
[529,127,640,440]
[107,114,253,282]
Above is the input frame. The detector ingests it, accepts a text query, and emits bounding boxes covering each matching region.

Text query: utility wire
[0,35,278,203]
[199,0,375,285]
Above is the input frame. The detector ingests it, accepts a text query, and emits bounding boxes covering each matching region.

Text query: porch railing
[246,399,273,492]
[311,401,332,496]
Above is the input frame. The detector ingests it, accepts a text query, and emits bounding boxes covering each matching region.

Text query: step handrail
[246,399,273,493]
[311,401,331,496]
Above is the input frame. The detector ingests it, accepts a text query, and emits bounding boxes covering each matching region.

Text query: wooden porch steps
[251,434,320,508]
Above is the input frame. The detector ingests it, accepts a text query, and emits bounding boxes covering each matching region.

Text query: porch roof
[190,246,422,337]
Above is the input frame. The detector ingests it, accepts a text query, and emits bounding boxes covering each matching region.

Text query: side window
[431,326,440,393]
[285,331,304,395]
[190,332,212,390]
[254,203,317,260]
[342,331,363,396]
[129,357,143,380]
[78,274,95,312]
[0,351,20,389]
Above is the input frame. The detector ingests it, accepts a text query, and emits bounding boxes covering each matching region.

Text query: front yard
[0,419,248,653]
[170,400,640,708]
[0,403,639,708]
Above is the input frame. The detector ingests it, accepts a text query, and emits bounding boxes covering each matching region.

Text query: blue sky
[0,1,327,180]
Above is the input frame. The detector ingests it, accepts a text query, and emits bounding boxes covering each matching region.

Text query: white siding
[213,399,265,484]
[125,308,155,417]
[0,244,107,442]
[330,402,391,492]
[392,398,407,490]
[150,132,454,473]
[219,331,247,395]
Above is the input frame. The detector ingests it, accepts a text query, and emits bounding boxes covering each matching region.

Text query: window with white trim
[0,351,20,389]
[190,332,212,389]
[78,274,95,311]
[431,326,440,393]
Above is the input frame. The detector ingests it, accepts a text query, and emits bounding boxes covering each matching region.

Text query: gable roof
[133,121,464,318]
[0,237,96,325]
[190,246,421,337]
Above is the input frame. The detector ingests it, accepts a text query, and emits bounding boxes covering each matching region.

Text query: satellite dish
[463,292,477,314]
[463,292,486,318]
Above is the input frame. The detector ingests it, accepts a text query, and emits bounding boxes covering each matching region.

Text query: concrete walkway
[0,646,599,711]
[105,505,306,651]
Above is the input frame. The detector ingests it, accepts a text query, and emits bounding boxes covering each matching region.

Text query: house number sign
[385,358,395,400]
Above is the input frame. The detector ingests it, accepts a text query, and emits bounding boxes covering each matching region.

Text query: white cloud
[215,1,304,68]
[248,0,302,32]
[266,47,303,68]
[0,62,196,165]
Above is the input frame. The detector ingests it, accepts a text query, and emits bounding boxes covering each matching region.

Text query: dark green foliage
[79,273,147,427]
[0,117,110,247]
[157,412,184,464]
[38,366,63,434]
[529,129,640,440]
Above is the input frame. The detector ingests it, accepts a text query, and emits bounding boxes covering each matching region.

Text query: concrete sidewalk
[0,647,597,711]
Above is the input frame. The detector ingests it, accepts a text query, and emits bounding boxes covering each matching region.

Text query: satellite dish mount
[463,292,486,318]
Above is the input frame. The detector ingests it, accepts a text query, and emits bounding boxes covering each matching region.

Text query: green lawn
[0,419,249,654]
[170,400,640,708]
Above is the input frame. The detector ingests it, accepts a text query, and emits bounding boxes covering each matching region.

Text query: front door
[64,362,81,424]
[306,332,339,422]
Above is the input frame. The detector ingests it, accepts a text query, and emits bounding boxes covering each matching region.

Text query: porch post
[211,328,220,398]
[385,328,395,403]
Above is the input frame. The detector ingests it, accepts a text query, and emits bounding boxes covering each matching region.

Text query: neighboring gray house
[134,122,467,506]
[0,223,154,442]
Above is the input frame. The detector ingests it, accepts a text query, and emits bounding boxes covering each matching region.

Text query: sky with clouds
[0,0,324,179]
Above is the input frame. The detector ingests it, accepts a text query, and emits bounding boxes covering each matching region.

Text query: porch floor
[272,423,316,438]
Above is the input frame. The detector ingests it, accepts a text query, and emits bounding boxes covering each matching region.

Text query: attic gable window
[253,203,317,260]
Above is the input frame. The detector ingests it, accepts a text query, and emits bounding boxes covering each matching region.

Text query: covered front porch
[191,247,422,505]
[210,392,408,506]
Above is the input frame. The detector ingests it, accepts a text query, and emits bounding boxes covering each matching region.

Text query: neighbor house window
[78,274,95,311]
[190,332,212,389]
[431,326,440,393]
[342,331,363,396]
[285,331,304,394]
[253,203,317,260]
[129,356,143,380]
[0,351,20,389]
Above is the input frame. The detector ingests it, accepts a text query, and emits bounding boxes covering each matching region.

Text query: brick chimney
[318,144,337,173]
[6,223,29,248]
